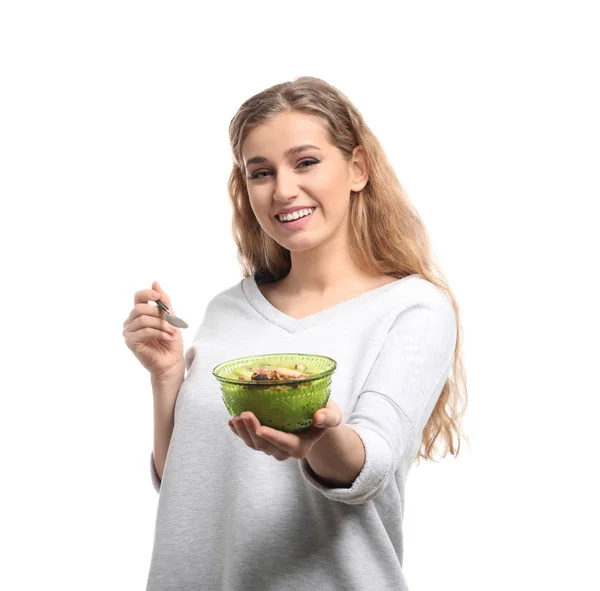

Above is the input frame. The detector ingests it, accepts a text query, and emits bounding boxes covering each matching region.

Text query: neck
[278,222,380,296]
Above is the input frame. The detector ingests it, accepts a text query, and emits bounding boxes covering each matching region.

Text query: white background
[1,1,599,589]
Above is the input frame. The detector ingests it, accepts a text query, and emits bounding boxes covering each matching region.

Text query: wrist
[151,362,185,385]
[307,424,365,488]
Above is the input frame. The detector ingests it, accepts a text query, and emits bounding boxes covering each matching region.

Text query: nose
[273,167,299,202]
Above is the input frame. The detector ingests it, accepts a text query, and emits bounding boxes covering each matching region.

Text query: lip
[275,207,316,231]
[274,205,316,217]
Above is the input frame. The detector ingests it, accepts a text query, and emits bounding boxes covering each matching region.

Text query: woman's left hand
[228,398,343,461]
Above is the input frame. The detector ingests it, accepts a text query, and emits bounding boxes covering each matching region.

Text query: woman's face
[241,110,367,252]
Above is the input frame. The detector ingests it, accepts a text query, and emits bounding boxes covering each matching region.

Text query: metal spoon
[155,299,189,329]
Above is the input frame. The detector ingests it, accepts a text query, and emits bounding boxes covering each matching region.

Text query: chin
[285,242,320,253]
[280,233,329,253]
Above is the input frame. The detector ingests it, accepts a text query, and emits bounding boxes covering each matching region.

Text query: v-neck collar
[241,272,421,334]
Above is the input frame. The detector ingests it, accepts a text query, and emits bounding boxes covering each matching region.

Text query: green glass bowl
[212,353,337,433]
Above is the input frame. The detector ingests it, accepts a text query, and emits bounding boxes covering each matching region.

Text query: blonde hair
[227,76,468,463]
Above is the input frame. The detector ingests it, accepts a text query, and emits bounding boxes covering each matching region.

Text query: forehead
[242,111,330,159]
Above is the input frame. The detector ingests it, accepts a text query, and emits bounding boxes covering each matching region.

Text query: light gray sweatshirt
[146,272,457,591]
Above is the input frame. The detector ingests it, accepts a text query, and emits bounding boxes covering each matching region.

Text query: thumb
[152,280,175,314]
[313,399,343,428]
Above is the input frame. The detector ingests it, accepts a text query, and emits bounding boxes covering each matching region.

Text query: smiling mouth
[275,207,316,223]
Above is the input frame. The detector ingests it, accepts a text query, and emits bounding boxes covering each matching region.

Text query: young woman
[123,76,468,591]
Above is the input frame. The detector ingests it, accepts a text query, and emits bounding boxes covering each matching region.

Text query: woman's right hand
[122,281,185,379]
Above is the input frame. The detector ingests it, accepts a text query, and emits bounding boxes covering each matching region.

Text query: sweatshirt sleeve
[299,292,457,505]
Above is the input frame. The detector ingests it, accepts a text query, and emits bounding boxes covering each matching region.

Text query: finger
[127,283,175,328]
[122,326,178,348]
[312,400,343,429]
[312,410,341,429]
[232,417,257,450]
[240,412,283,457]
[124,297,162,328]
[123,307,178,335]
[133,288,162,307]
[152,280,175,315]
[236,415,290,460]
[256,426,312,459]
[239,413,264,449]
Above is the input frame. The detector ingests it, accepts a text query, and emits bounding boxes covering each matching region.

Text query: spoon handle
[155,299,170,313]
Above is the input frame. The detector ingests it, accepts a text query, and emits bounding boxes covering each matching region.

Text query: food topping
[250,366,310,381]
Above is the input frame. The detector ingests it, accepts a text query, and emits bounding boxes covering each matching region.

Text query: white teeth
[277,207,315,222]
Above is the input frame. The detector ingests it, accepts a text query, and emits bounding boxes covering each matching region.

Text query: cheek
[315,169,351,200]
[316,182,351,215]
[247,192,269,217]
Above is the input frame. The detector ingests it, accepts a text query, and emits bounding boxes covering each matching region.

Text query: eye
[248,159,319,180]
[298,158,319,169]
[249,170,270,180]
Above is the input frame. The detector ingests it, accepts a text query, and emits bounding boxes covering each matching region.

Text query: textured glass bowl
[212,353,337,433]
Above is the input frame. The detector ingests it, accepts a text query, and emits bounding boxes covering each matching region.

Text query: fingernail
[315,414,325,425]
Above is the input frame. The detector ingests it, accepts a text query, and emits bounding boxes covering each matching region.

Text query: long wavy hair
[227,76,468,464]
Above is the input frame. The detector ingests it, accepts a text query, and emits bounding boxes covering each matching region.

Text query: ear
[349,145,369,192]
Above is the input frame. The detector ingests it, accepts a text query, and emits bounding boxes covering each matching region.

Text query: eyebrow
[245,144,322,168]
